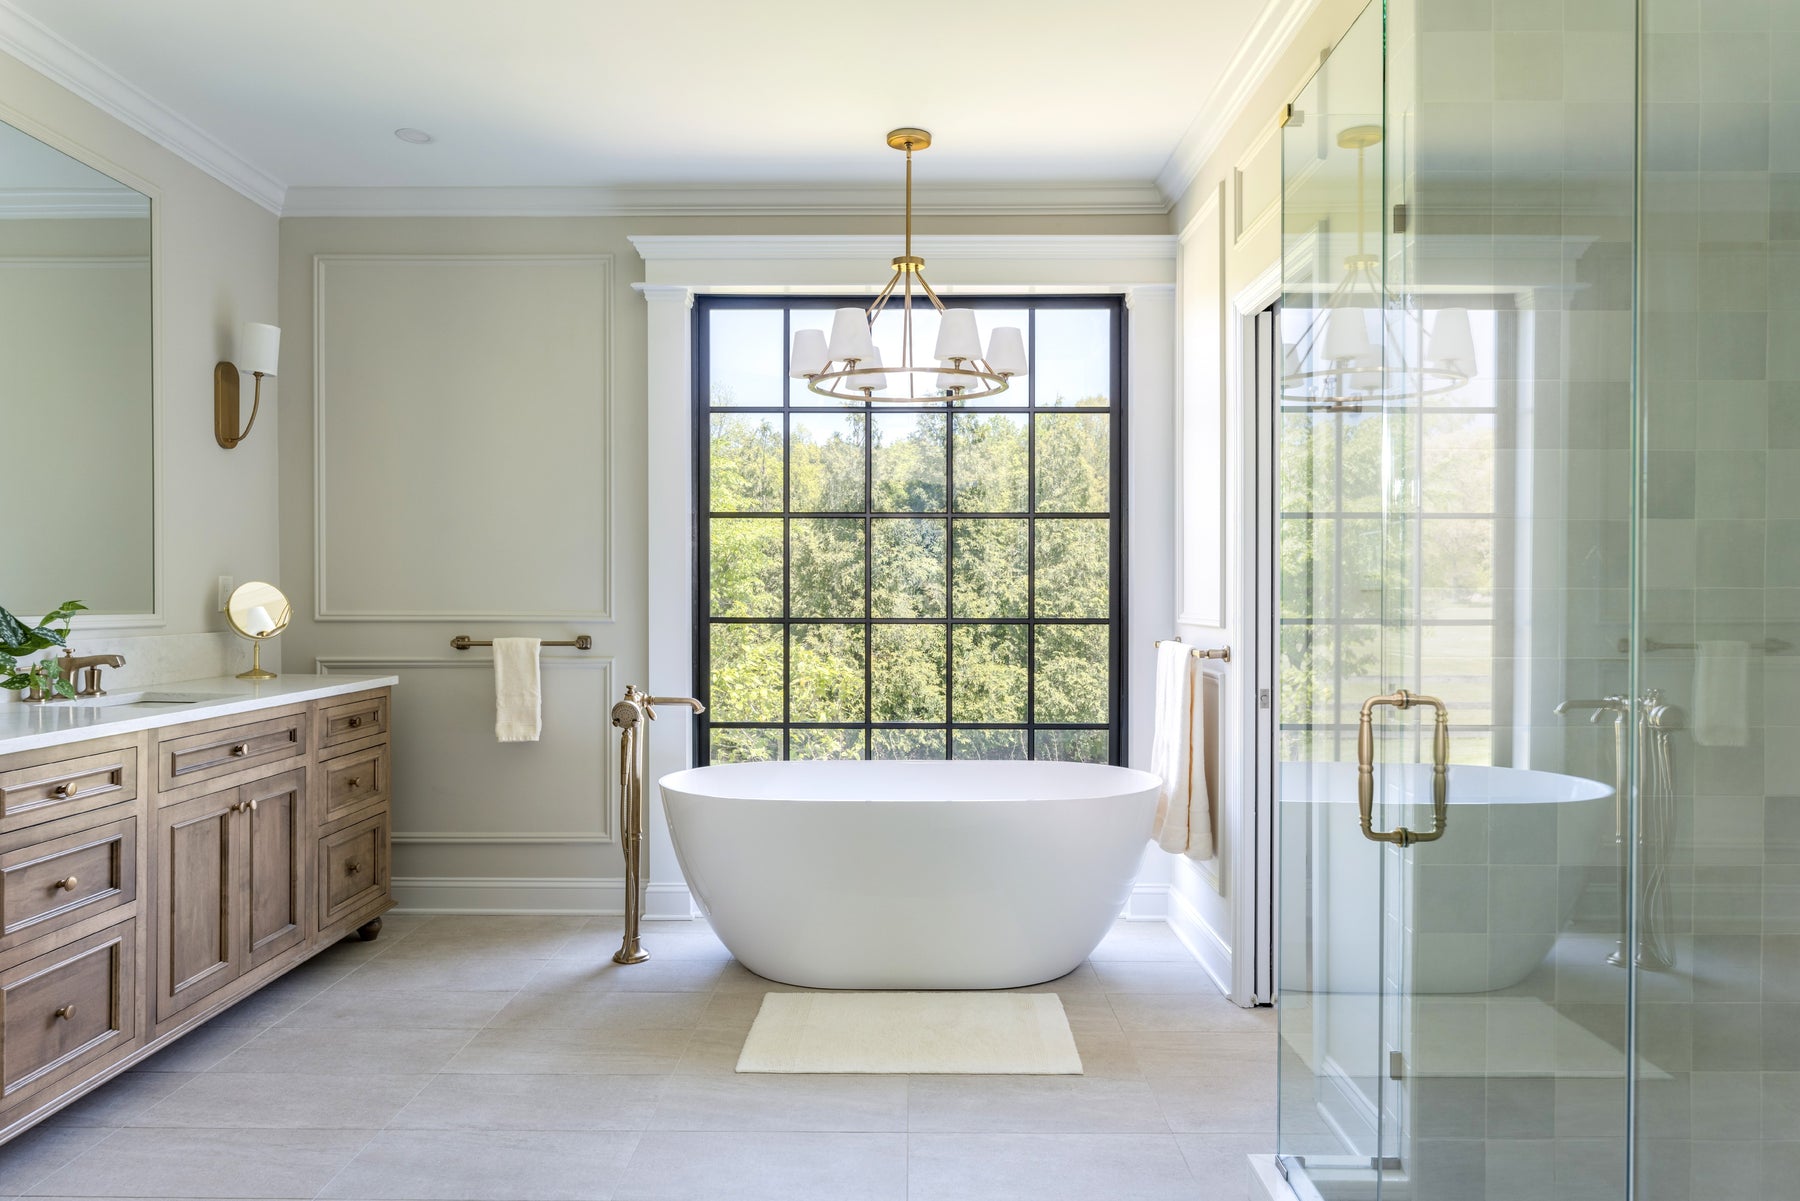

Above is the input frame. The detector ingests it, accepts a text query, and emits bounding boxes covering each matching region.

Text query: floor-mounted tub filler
[660,760,1162,989]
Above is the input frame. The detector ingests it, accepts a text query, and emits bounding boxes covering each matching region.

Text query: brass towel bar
[450,635,593,651]
[1155,637,1231,662]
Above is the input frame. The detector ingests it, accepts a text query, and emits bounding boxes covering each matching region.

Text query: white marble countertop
[0,673,398,756]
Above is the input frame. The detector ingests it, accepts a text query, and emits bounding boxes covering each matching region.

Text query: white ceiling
[0,0,1312,214]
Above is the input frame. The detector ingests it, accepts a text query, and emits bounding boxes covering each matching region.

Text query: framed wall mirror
[0,116,155,622]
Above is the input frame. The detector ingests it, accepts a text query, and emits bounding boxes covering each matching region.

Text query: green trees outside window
[699,299,1123,764]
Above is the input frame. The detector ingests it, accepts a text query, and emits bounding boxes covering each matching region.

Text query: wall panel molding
[391,876,697,917]
[312,253,615,622]
[315,654,617,843]
[1177,183,1228,628]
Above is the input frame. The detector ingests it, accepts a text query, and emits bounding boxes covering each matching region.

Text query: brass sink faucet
[56,650,126,697]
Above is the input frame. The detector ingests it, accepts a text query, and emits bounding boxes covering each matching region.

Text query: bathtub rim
[660,759,1164,804]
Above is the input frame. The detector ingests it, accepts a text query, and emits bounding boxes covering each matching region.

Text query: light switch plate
[216,576,234,612]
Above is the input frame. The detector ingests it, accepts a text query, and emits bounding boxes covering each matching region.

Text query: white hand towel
[1693,639,1749,748]
[493,637,543,743]
[1150,642,1215,859]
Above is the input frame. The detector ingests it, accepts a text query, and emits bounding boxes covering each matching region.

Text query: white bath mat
[736,992,1083,1074]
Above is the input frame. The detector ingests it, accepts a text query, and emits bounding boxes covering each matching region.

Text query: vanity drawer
[320,692,388,751]
[0,740,138,835]
[322,746,388,826]
[158,709,306,791]
[0,813,135,954]
[0,919,137,1104]
[318,810,388,931]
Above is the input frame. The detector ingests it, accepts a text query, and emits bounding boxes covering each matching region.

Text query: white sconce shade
[825,307,875,362]
[241,605,277,637]
[1322,308,1374,362]
[789,329,829,378]
[1283,342,1303,378]
[239,322,281,377]
[857,348,888,392]
[1426,307,1477,376]
[933,308,983,361]
[986,326,1028,376]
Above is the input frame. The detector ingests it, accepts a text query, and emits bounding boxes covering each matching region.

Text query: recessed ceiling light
[393,127,434,144]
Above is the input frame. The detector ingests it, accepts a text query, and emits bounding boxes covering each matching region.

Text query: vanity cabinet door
[244,770,304,969]
[153,787,241,1023]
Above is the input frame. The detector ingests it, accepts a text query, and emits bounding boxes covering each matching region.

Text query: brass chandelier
[1282,123,1476,412]
[789,128,1027,402]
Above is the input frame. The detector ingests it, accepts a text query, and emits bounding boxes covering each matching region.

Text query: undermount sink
[69,690,236,710]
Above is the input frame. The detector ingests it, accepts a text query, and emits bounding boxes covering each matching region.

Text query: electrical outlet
[216,576,234,612]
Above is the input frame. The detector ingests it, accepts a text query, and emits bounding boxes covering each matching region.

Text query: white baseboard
[1123,882,1171,921]
[392,876,699,918]
[1167,881,1233,995]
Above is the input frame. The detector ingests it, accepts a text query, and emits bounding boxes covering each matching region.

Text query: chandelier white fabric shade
[1322,307,1374,363]
[825,307,876,362]
[1426,307,1477,375]
[789,329,830,379]
[934,309,983,361]
[986,327,1028,378]
[857,348,887,392]
[239,322,281,377]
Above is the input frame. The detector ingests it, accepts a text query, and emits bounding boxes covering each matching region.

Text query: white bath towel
[1693,639,1749,748]
[1150,642,1214,859]
[493,637,543,743]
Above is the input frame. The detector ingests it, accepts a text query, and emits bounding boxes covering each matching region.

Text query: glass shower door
[1276,5,1401,1196]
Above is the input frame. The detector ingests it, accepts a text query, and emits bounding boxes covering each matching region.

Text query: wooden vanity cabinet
[0,684,393,1141]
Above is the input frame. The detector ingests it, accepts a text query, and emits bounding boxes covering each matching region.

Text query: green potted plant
[0,600,88,701]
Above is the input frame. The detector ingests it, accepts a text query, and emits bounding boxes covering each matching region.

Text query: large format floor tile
[3,915,1276,1200]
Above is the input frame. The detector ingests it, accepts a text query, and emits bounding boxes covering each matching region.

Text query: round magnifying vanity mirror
[225,581,291,681]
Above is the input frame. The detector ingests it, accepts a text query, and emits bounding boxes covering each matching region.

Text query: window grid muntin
[697,296,1123,764]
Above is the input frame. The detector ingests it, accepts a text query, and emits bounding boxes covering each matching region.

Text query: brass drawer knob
[346,777,362,789]
[348,716,363,729]
[54,876,78,892]
[345,861,362,876]
[229,743,249,757]
[51,783,76,799]
[54,1004,75,1021]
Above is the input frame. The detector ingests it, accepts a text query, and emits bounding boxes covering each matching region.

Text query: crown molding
[0,1,286,213]
[0,186,147,218]
[279,180,1171,219]
[627,234,1178,264]
[1155,0,1326,210]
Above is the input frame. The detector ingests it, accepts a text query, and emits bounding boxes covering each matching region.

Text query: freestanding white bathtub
[659,760,1162,989]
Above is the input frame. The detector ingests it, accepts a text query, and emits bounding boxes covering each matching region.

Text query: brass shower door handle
[1356,689,1450,847]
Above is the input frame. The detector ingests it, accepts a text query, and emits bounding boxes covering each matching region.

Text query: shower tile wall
[1636,0,1800,1195]
[1403,0,1639,1197]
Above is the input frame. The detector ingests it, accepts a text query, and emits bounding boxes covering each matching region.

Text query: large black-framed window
[695,295,1127,765]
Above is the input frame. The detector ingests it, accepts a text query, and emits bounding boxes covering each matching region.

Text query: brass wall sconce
[214,322,280,449]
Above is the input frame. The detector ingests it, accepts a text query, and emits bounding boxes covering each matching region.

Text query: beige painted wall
[1162,0,1367,987]
[277,212,1166,900]
[0,52,279,644]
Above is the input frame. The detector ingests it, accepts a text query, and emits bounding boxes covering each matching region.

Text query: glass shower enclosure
[1275,0,1788,1197]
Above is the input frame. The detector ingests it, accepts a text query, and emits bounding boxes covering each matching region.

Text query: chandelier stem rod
[904,145,913,262]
